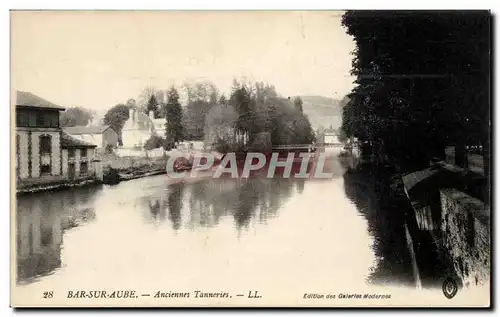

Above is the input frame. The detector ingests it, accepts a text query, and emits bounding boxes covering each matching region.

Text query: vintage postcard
[10,10,491,308]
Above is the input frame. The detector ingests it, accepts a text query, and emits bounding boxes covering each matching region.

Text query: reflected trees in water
[342,164,455,289]
[342,165,415,287]
[145,177,300,231]
[167,182,184,230]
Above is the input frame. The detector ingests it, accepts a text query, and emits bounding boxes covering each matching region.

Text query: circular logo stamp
[442,277,458,299]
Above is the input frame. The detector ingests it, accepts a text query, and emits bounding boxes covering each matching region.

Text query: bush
[249,132,272,152]
[105,144,115,154]
[144,135,166,151]
[102,167,120,184]
[213,138,231,153]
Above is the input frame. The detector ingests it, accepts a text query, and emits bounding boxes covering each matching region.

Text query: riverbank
[100,153,169,184]
[16,177,101,195]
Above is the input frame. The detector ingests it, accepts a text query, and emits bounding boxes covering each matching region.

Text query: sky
[11,11,356,113]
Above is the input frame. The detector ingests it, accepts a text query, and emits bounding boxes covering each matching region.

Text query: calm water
[15,149,418,293]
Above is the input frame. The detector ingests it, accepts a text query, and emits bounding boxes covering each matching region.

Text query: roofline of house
[63,126,112,135]
[16,104,66,111]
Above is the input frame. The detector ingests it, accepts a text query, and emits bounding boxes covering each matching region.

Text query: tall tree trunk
[455,142,466,168]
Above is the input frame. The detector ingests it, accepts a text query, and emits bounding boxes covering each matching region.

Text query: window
[40,135,51,154]
[50,112,59,127]
[16,110,59,128]
[81,148,87,158]
[28,111,37,127]
[39,135,52,176]
[42,111,59,128]
[68,148,75,158]
[43,112,52,127]
[80,162,88,175]
[36,112,44,127]
[16,110,29,127]
[68,162,76,178]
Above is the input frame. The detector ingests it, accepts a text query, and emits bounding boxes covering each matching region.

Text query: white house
[121,108,165,148]
[324,128,339,144]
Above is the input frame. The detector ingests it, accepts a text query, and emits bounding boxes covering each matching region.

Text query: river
[15,148,425,304]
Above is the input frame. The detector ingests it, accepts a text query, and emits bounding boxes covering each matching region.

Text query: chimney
[149,110,154,120]
[128,108,135,122]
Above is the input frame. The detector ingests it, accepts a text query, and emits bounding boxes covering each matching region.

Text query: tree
[136,86,156,113]
[341,11,490,170]
[165,86,184,145]
[158,101,168,119]
[293,96,303,113]
[103,103,132,146]
[146,94,160,118]
[204,103,238,152]
[339,95,350,108]
[183,100,209,140]
[181,81,219,140]
[230,81,254,145]
[218,94,228,105]
[174,78,317,153]
[60,107,94,127]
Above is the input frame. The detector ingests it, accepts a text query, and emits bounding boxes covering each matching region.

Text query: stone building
[63,125,119,151]
[15,90,98,191]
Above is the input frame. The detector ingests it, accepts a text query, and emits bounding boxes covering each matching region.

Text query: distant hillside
[299,95,344,130]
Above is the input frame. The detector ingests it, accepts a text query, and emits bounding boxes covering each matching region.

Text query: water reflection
[168,182,184,230]
[17,149,376,290]
[142,177,297,231]
[342,163,457,289]
[16,187,100,285]
[342,165,416,287]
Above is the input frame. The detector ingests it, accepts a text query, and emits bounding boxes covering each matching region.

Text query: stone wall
[62,149,69,176]
[439,188,490,288]
[17,131,30,179]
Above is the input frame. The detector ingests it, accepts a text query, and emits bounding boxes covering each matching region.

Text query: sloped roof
[135,111,153,130]
[15,91,65,110]
[63,125,112,135]
[61,132,97,148]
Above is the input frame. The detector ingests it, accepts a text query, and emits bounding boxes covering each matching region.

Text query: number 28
[43,291,53,299]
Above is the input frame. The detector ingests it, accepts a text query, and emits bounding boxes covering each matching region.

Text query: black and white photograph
[10,9,491,307]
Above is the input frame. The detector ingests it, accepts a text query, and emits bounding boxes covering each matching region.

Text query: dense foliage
[340,11,490,171]
[204,80,316,153]
[144,135,166,151]
[182,81,219,140]
[103,102,134,146]
[165,86,184,145]
[104,79,315,153]
[60,107,95,127]
[146,94,160,119]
